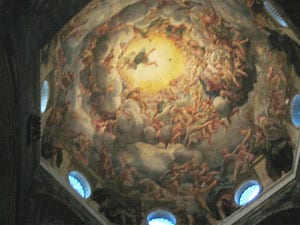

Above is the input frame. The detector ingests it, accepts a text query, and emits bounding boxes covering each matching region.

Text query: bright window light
[239,184,261,205]
[235,180,261,206]
[149,218,175,225]
[68,171,91,199]
[147,210,176,225]
[264,1,288,27]
[291,94,300,127]
[41,80,49,113]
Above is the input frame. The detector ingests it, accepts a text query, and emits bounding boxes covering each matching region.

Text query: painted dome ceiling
[40,0,300,224]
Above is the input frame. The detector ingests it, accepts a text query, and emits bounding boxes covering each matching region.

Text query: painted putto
[40,0,299,224]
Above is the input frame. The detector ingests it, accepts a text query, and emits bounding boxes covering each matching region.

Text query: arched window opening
[234,180,261,206]
[41,80,49,113]
[263,1,288,27]
[147,210,176,225]
[291,94,300,127]
[68,171,91,199]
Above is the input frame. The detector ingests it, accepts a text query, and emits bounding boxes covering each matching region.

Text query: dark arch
[257,207,300,225]
[26,193,85,225]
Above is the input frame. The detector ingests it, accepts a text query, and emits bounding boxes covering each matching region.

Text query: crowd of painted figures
[74,3,253,150]
[41,0,296,224]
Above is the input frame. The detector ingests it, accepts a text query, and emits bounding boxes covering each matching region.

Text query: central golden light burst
[119,35,185,92]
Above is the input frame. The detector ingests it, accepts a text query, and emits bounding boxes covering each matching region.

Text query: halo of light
[147,210,176,225]
[68,171,91,199]
[234,180,261,206]
[40,80,49,113]
[291,94,300,127]
[263,1,288,27]
[118,35,185,92]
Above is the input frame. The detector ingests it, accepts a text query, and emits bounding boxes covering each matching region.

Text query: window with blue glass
[41,80,49,113]
[68,171,91,199]
[263,1,288,27]
[291,94,300,127]
[147,210,176,225]
[234,180,261,206]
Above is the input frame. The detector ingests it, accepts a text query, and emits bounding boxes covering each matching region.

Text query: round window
[68,171,91,199]
[263,1,288,27]
[291,94,300,127]
[41,80,49,113]
[147,210,176,225]
[234,180,261,206]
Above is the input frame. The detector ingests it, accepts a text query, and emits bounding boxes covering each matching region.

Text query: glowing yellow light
[119,35,185,92]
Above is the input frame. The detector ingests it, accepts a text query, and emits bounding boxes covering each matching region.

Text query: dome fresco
[40,0,300,224]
